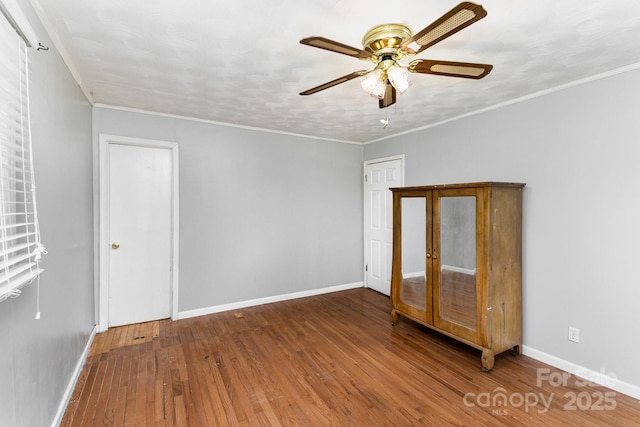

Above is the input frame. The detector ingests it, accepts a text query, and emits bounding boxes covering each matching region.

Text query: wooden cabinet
[389,182,525,371]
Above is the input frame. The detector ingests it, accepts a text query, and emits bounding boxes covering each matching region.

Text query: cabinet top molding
[390,182,526,192]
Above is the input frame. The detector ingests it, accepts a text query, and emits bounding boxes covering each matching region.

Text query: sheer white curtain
[0,2,45,304]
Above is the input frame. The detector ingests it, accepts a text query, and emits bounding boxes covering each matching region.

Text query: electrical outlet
[568,326,580,343]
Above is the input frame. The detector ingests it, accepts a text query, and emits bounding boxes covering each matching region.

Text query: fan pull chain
[380,108,389,128]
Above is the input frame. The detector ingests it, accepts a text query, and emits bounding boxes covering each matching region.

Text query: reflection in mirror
[401,197,426,311]
[439,196,477,329]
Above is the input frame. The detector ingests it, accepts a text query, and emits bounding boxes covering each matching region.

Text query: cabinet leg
[391,310,399,326]
[510,345,521,357]
[481,349,495,372]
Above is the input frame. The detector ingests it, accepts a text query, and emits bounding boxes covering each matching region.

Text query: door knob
[111,242,120,250]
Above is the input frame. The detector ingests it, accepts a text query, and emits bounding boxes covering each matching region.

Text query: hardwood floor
[439,269,476,329]
[400,276,427,310]
[62,288,639,426]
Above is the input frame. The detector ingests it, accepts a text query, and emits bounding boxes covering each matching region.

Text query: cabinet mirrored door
[437,194,478,332]
[400,197,427,312]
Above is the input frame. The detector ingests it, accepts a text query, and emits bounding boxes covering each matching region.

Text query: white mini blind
[0,9,45,303]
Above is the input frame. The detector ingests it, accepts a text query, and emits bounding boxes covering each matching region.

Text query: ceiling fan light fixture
[360,69,387,99]
[387,65,411,94]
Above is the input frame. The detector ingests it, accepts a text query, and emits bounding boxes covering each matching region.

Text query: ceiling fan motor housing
[362,24,413,57]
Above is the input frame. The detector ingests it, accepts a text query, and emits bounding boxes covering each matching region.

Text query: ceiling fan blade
[401,2,487,55]
[300,36,376,60]
[300,70,368,96]
[379,82,396,109]
[409,59,493,79]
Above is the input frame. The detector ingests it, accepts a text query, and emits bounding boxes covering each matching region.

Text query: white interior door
[106,142,173,327]
[364,156,403,295]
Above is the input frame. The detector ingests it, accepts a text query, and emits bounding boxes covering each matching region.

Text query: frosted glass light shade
[361,69,387,99]
[388,65,411,94]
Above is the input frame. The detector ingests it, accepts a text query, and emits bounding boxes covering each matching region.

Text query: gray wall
[440,196,476,271]
[92,108,364,312]
[401,197,426,275]
[0,0,95,426]
[365,67,640,389]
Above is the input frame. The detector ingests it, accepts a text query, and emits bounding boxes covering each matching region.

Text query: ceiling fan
[299,2,493,109]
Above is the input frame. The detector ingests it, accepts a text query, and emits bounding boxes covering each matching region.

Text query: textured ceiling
[31,0,640,144]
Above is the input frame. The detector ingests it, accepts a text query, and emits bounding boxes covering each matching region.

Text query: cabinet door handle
[432,249,437,260]
[427,248,431,259]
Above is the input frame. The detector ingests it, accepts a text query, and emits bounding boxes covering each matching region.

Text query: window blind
[0,10,45,303]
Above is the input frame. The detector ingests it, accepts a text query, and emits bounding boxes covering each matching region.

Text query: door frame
[363,154,404,290]
[98,134,180,332]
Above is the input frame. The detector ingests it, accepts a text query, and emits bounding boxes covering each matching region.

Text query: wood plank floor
[62,288,640,426]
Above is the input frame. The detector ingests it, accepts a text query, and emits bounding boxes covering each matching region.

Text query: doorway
[363,155,404,295]
[98,135,179,331]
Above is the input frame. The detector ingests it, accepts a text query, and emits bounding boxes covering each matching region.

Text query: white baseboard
[402,271,425,279]
[178,282,364,320]
[523,345,640,399]
[440,264,476,275]
[52,325,98,427]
